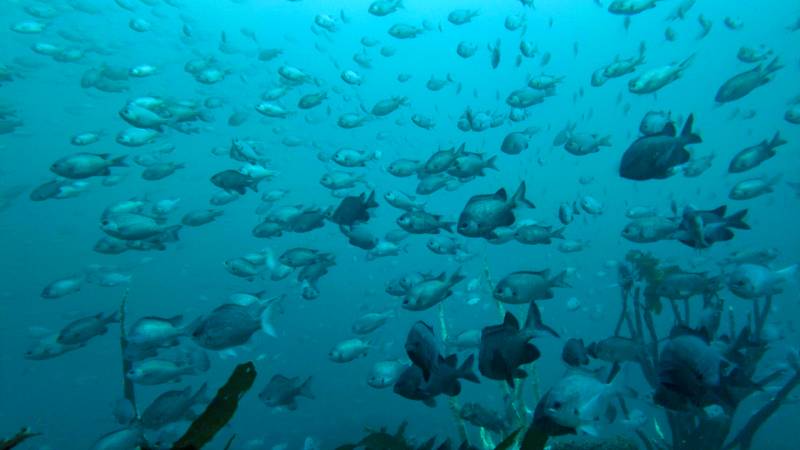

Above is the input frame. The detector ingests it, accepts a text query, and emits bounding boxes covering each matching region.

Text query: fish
[57,311,120,346]
[562,338,590,367]
[628,54,694,94]
[191,295,282,350]
[479,301,556,387]
[141,383,208,429]
[619,113,700,180]
[402,269,465,310]
[587,336,645,363]
[493,270,570,303]
[329,191,378,226]
[728,132,786,173]
[654,326,724,411]
[726,264,797,299]
[367,360,409,389]
[674,205,749,249]
[259,375,314,410]
[50,153,127,179]
[534,369,626,436]
[457,182,535,239]
[716,57,782,103]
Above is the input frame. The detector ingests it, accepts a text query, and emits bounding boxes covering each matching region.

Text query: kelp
[334,421,414,450]
[518,424,549,450]
[547,435,638,450]
[0,428,39,450]
[438,303,469,446]
[612,251,800,450]
[171,362,257,450]
[119,289,138,419]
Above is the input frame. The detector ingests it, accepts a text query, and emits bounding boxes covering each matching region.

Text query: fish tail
[248,177,261,193]
[725,209,750,230]
[449,268,466,287]
[110,154,128,167]
[549,270,571,288]
[485,155,499,171]
[189,349,210,374]
[512,181,535,208]
[764,56,783,75]
[524,300,559,338]
[300,376,315,399]
[767,131,787,151]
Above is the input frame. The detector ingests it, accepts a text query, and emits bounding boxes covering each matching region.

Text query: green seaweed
[171,362,257,450]
[334,421,414,450]
[518,424,549,450]
[492,427,521,450]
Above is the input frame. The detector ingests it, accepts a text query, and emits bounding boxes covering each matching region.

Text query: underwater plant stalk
[439,303,469,446]
[119,289,137,418]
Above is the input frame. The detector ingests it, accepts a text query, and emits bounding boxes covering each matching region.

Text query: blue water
[1,0,799,449]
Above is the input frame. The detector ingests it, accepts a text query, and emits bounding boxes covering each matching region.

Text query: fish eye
[552,401,561,410]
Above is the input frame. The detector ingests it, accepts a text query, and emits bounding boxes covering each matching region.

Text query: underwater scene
[1,0,799,449]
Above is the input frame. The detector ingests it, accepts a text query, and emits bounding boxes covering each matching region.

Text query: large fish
[619,114,700,180]
[457,182,535,239]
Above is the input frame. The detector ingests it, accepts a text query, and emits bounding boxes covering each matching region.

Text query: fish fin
[300,376,315,399]
[166,315,184,326]
[505,373,516,388]
[458,353,480,383]
[660,122,677,137]
[287,400,298,411]
[679,114,701,145]
[578,424,598,436]
[503,312,520,330]
[423,397,437,408]
[551,227,566,239]
[493,188,508,201]
[586,342,598,359]
[512,181,535,208]
[233,186,246,195]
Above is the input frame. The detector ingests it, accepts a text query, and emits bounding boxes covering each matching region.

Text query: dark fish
[259,375,314,410]
[674,205,749,249]
[728,132,786,173]
[459,402,509,433]
[210,169,261,195]
[141,383,208,429]
[619,114,701,180]
[405,321,440,381]
[587,336,643,363]
[655,326,723,411]
[191,296,280,350]
[715,57,782,103]
[478,301,555,387]
[329,191,378,226]
[457,182,535,239]
[561,338,590,367]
